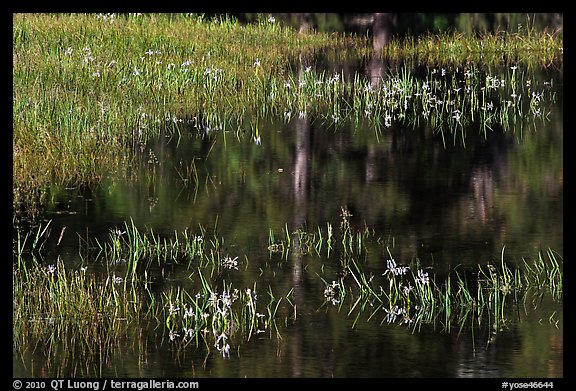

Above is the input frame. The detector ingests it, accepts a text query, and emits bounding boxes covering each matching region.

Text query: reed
[97,219,237,280]
[320,246,562,340]
[13,254,149,370]
[14,229,297,365]
[384,25,562,69]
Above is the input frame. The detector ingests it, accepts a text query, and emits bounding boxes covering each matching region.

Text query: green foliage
[13,13,562,220]
[321,244,562,338]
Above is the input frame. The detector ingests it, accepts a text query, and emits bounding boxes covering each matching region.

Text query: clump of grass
[14,219,53,261]
[522,248,562,301]
[268,206,373,262]
[100,221,295,356]
[97,219,240,280]
[384,25,563,68]
[350,62,556,145]
[156,273,293,357]
[13,255,148,369]
[320,246,562,339]
[14,227,297,366]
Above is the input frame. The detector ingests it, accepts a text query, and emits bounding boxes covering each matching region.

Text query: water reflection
[368,13,390,88]
[18,60,562,378]
[39,97,562,271]
[13,295,562,378]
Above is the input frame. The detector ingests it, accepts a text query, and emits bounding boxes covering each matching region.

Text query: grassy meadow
[13,13,562,220]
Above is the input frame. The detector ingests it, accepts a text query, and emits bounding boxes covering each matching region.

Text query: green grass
[384,28,562,68]
[13,218,297,366]
[268,207,372,261]
[96,218,239,280]
[13,255,148,369]
[158,274,292,356]
[13,13,562,221]
[13,210,562,373]
[13,13,354,218]
[321,246,562,338]
[266,209,562,337]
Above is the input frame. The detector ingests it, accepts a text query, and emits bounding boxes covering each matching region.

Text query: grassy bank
[13,13,562,220]
[13,13,355,218]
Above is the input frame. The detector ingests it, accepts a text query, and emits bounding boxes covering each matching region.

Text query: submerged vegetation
[14,221,298,372]
[269,208,562,334]
[323,247,562,334]
[14,211,563,374]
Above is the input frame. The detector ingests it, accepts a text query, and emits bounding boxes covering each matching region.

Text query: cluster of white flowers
[204,66,223,80]
[383,259,409,277]
[416,269,430,285]
[383,305,411,324]
[82,47,95,64]
[384,113,392,127]
[96,13,116,23]
[221,256,239,270]
[323,280,341,306]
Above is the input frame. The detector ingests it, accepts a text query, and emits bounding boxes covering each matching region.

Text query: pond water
[13,59,562,378]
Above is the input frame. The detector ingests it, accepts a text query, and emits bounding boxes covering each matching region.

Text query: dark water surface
[13,63,563,378]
